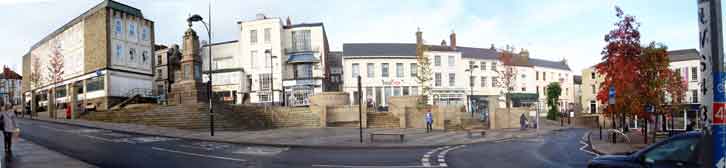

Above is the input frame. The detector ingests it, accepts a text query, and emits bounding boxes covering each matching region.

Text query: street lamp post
[265,50,277,105]
[187,14,214,136]
[465,65,479,118]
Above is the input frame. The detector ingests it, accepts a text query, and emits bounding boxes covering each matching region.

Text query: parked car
[588,131,703,168]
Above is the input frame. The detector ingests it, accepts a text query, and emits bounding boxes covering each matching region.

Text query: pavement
[17,118,593,168]
[587,128,668,155]
[7,138,96,168]
[28,115,565,148]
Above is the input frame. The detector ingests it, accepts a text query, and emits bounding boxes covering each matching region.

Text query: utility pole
[358,76,363,144]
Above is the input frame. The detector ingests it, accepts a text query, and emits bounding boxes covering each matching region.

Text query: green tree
[546,82,562,120]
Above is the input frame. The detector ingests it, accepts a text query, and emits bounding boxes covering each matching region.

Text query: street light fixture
[465,65,479,118]
[187,14,215,136]
[265,49,277,105]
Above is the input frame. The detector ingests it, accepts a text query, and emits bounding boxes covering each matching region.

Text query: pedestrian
[520,113,528,130]
[65,103,71,119]
[425,108,433,133]
[1,108,18,162]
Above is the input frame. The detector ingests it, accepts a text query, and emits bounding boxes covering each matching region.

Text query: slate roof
[342,43,571,70]
[667,49,699,62]
[285,22,324,29]
[29,0,145,51]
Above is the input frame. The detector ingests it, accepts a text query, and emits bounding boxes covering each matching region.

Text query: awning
[287,53,319,63]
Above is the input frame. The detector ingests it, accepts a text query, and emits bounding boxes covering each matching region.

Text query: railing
[284,46,320,54]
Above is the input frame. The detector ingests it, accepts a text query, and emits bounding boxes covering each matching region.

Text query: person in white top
[1,104,18,161]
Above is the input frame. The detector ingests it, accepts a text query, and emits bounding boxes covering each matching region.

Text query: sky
[0,0,706,74]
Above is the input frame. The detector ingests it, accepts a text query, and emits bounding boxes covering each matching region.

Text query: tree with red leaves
[496,45,518,123]
[596,7,643,130]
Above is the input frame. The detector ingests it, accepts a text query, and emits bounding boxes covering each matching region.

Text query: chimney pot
[441,40,447,46]
[286,16,292,26]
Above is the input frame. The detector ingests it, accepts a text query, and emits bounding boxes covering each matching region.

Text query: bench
[370,133,405,143]
[466,129,487,138]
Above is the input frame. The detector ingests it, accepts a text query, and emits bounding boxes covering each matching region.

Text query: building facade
[153,44,181,98]
[202,14,330,106]
[21,0,154,113]
[342,30,574,114]
[1,67,22,108]
[202,40,246,104]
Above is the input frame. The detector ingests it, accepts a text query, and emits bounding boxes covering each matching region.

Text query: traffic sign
[713,103,726,125]
[716,72,726,102]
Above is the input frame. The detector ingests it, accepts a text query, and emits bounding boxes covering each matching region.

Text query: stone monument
[169,21,208,105]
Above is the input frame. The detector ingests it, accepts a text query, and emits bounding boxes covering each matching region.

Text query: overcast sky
[0,0,706,73]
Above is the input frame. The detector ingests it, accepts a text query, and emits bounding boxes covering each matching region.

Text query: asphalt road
[447,128,595,168]
[18,118,594,168]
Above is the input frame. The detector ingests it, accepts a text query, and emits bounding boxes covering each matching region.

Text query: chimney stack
[490,44,495,50]
[449,31,456,49]
[286,16,292,26]
[416,28,423,46]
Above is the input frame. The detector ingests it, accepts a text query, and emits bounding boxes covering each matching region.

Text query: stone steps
[367,112,400,128]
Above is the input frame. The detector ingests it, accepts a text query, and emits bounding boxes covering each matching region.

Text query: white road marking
[81,134,118,143]
[312,165,444,168]
[151,147,247,162]
[579,140,599,156]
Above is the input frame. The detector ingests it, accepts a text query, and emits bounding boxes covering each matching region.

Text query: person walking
[520,113,528,130]
[425,108,433,133]
[1,106,18,162]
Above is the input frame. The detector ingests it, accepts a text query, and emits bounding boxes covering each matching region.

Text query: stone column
[69,83,77,119]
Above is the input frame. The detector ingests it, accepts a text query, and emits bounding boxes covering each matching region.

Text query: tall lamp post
[265,50,277,105]
[187,14,214,136]
[465,65,479,117]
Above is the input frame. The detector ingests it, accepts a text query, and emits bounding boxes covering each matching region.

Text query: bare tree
[495,45,519,125]
[47,41,64,118]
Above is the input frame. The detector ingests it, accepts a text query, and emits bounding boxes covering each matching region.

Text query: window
[249,29,257,44]
[410,63,417,77]
[366,87,373,99]
[434,56,441,66]
[675,68,681,77]
[367,63,375,78]
[449,73,455,86]
[114,16,122,37]
[448,56,455,67]
[591,85,596,94]
[591,72,596,79]
[435,73,442,86]
[536,87,540,95]
[480,62,486,71]
[491,62,497,71]
[157,69,162,79]
[481,77,487,87]
[521,74,526,80]
[692,90,698,103]
[129,48,136,62]
[411,87,418,96]
[691,67,697,81]
[352,63,360,78]
[264,28,271,44]
[492,77,498,87]
[394,86,401,96]
[128,21,136,38]
[536,71,539,80]
[521,87,526,92]
[142,50,149,65]
[396,63,404,77]
[543,72,547,81]
[142,26,149,41]
[55,85,66,98]
[590,101,597,114]
[469,61,475,69]
[403,86,410,96]
[292,30,311,51]
[87,76,106,91]
[381,63,389,77]
[470,76,475,87]
[642,138,699,164]
[157,54,162,65]
[384,87,391,105]
[115,44,124,60]
[250,50,257,68]
[294,64,313,79]
[259,73,271,90]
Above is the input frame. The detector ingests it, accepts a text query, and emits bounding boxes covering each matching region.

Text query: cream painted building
[22,0,154,113]
[202,14,331,106]
[342,30,575,115]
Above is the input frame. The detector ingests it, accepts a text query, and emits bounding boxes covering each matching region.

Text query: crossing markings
[151,147,247,162]
[117,136,179,144]
[179,141,233,151]
[420,145,466,167]
[231,146,289,156]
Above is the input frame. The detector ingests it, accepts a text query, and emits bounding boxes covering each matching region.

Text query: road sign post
[699,0,724,167]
